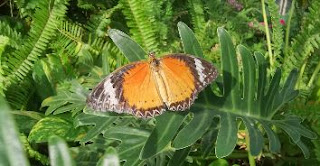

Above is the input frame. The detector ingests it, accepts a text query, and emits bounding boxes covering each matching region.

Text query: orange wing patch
[160,57,196,110]
[122,63,166,117]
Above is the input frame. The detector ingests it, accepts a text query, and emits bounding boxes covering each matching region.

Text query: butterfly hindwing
[160,54,218,110]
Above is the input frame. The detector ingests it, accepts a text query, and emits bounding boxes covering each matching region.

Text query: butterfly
[87,53,218,118]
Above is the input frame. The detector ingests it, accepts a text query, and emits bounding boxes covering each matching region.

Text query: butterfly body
[87,53,218,118]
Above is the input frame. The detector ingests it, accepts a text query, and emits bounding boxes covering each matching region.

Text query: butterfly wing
[87,62,166,118]
[160,54,218,110]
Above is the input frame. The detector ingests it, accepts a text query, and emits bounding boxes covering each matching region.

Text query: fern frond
[77,0,116,10]
[188,0,206,38]
[120,0,159,52]
[267,0,284,66]
[0,21,23,49]
[0,36,9,95]
[283,1,320,89]
[86,5,121,38]
[54,20,85,57]
[2,0,69,88]
[152,1,173,51]
[5,75,35,109]
[54,20,107,67]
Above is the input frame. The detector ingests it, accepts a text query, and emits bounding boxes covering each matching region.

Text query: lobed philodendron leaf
[103,127,150,166]
[104,22,316,164]
[74,113,119,143]
[171,26,316,158]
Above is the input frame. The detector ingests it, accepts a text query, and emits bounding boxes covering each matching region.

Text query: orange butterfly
[87,53,218,118]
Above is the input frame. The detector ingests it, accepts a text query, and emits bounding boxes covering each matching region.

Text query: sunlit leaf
[28,116,86,143]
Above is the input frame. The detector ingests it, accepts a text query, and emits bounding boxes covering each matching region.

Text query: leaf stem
[284,0,296,57]
[261,0,274,70]
[307,59,320,87]
[296,59,307,89]
[245,129,256,166]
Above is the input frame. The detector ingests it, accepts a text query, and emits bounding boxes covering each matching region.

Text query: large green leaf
[172,90,216,149]
[0,96,29,166]
[28,116,86,143]
[74,113,118,143]
[108,29,146,62]
[42,81,87,116]
[177,22,204,58]
[141,112,187,159]
[168,146,191,166]
[172,27,316,158]
[49,135,75,166]
[103,127,150,166]
[140,24,315,159]
[11,111,44,133]
[33,54,67,100]
[96,23,316,163]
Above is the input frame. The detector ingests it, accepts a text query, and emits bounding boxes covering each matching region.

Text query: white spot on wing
[103,76,119,106]
[194,58,206,83]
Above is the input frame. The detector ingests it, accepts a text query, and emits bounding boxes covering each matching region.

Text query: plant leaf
[173,90,216,149]
[0,96,30,166]
[49,135,75,166]
[215,112,238,158]
[168,146,191,166]
[74,113,118,143]
[28,116,86,143]
[177,21,204,58]
[141,112,187,159]
[103,127,150,166]
[108,29,146,62]
[42,81,87,116]
[97,147,120,166]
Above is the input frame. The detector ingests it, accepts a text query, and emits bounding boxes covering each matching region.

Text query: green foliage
[267,0,284,65]
[119,0,159,52]
[28,116,86,143]
[74,113,119,143]
[2,0,69,88]
[0,21,22,49]
[1,0,320,165]
[283,1,320,91]
[103,127,150,165]
[41,81,87,116]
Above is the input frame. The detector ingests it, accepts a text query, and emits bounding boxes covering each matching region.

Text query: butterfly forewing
[87,62,166,118]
